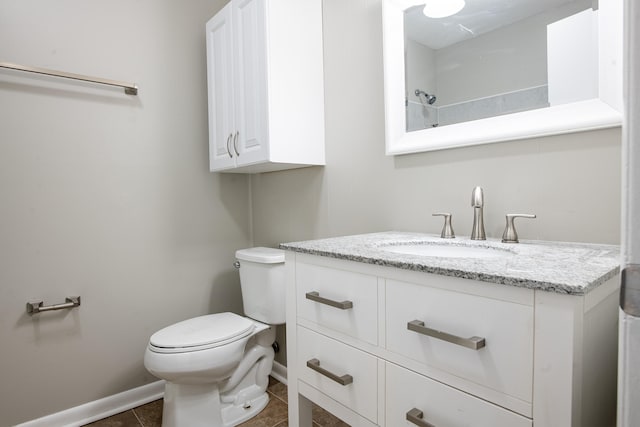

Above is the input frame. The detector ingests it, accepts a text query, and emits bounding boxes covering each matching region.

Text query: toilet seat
[149,313,255,354]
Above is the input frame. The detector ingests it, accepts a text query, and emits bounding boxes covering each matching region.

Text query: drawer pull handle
[406,408,435,427]
[305,291,353,310]
[407,320,486,350]
[306,358,353,386]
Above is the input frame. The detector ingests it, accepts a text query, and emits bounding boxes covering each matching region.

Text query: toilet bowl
[143,247,285,427]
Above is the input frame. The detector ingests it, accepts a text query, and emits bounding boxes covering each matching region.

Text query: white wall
[0,1,252,425]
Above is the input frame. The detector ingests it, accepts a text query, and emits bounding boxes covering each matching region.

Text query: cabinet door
[386,278,534,403]
[233,0,269,166]
[206,3,236,171]
[386,362,532,427]
[297,326,378,424]
[296,262,378,345]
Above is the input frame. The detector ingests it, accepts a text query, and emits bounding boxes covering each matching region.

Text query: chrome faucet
[470,186,486,240]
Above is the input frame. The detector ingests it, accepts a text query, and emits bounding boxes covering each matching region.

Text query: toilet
[144,247,286,427]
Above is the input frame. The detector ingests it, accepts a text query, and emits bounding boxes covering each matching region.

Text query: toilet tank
[235,247,286,325]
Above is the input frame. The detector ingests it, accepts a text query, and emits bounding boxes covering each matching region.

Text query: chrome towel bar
[27,296,81,315]
[0,62,138,95]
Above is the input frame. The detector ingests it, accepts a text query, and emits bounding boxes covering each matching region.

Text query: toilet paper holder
[27,296,81,315]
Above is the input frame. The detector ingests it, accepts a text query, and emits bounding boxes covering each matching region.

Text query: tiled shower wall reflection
[406,85,549,131]
[406,101,438,131]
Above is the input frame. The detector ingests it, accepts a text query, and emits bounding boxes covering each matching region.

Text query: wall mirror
[382,0,622,155]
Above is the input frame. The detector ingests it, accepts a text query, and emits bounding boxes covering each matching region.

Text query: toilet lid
[235,247,284,263]
[149,313,254,353]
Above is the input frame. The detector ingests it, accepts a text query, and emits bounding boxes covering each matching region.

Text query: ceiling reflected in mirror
[405,0,586,49]
[422,0,466,19]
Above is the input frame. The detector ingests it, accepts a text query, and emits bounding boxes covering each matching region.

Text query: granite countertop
[280,231,620,295]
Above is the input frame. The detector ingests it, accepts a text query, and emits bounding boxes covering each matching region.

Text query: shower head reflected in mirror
[415,89,436,105]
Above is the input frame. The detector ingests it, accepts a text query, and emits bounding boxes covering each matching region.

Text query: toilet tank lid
[235,247,285,264]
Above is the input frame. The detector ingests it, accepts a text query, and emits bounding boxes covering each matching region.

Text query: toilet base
[161,383,270,427]
[162,382,223,427]
[159,325,277,427]
[220,392,269,426]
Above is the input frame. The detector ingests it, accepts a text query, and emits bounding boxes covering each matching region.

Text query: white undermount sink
[382,243,514,259]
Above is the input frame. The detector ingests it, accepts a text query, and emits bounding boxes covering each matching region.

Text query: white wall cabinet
[285,252,619,427]
[205,0,325,173]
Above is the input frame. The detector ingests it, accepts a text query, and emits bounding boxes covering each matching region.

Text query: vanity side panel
[533,290,584,427]
[581,277,619,427]
[285,251,314,427]
[377,358,386,427]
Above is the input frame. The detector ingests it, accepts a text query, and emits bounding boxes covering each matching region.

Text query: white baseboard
[270,361,288,385]
[16,363,288,427]
[15,380,165,427]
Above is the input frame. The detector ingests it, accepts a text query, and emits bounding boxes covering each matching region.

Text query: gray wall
[0,1,252,425]
[252,0,621,248]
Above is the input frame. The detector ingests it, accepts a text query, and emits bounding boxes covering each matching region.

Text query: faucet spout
[471,186,484,208]
[470,186,486,240]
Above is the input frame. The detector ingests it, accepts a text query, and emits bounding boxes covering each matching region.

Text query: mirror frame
[383,0,623,155]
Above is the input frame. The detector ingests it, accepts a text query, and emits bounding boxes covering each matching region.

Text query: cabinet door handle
[233,131,240,156]
[406,408,435,427]
[306,358,353,386]
[226,133,233,158]
[407,320,486,350]
[305,291,353,310]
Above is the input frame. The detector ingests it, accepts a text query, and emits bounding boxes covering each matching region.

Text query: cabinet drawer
[386,362,532,427]
[297,326,378,423]
[296,262,378,345]
[386,278,533,402]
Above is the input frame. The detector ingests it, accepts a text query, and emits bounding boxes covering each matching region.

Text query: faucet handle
[433,213,455,239]
[502,214,536,243]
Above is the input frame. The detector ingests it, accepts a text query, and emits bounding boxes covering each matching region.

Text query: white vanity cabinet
[285,251,619,427]
[205,0,325,173]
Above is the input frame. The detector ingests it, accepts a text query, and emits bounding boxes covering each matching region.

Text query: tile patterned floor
[84,377,349,427]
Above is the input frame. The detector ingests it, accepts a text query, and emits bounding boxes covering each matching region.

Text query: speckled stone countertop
[280,231,620,295]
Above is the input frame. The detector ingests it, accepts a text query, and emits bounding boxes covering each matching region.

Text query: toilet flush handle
[233,261,241,269]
